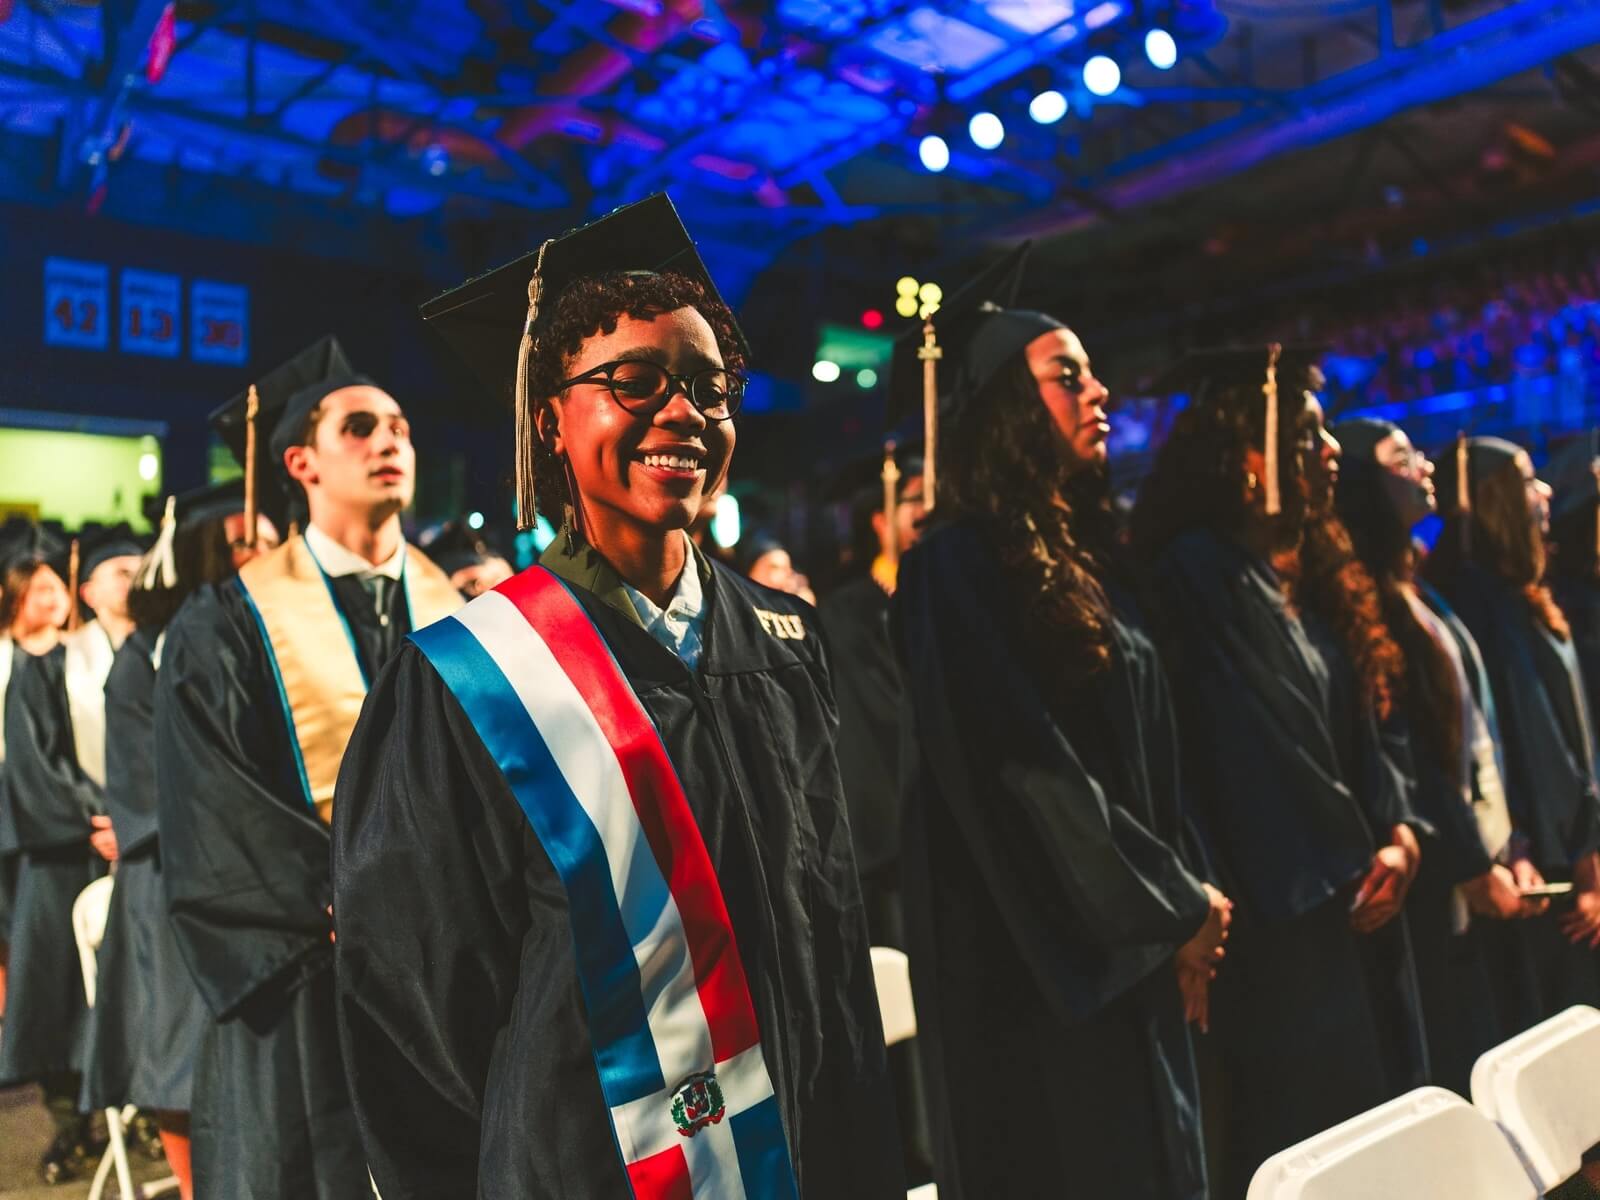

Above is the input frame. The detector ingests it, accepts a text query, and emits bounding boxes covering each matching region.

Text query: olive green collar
[538,529,713,632]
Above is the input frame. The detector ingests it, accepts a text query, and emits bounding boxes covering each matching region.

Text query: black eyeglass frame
[557,360,745,420]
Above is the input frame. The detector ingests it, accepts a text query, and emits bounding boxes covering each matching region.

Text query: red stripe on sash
[627,1145,694,1200]
[497,569,761,1063]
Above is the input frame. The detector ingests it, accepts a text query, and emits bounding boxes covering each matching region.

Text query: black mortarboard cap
[138,481,251,591]
[823,441,926,505]
[0,522,63,576]
[734,529,786,576]
[208,336,375,480]
[1327,417,1400,465]
[887,242,1037,430]
[1151,343,1328,517]
[419,192,746,529]
[421,520,501,577]
[78,525,146,581]
[1434,435,1522,519]
[1545,430,1600,522]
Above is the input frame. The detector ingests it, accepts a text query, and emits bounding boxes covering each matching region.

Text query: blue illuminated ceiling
[0,0,1597,310]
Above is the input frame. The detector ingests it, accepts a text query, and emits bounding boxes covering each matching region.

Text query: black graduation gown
[0,644,109,1087]
[817,575,904,947]
[82,626,210,1112]
[155,573,411,1200]
[333,550,901,1200]
[1552,573,1600,747]
[1403,587,1539,1091]
[0,644,23,938]
[1147,529,1426,1199]
[1437,564,1600,1015]
[893,519,1212,1200]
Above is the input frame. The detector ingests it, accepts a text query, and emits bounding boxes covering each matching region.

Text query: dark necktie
[362,575,393,627]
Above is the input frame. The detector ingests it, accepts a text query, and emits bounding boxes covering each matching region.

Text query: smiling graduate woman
[332,195,902,1200]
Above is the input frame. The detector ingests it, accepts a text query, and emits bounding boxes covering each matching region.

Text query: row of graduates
[6,182,1600,1200]
[822,248,1600,1196]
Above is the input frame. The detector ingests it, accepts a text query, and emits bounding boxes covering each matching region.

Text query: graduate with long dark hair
[1133,348,1428,1197]
[1427,437,1600,1010]
[1329,419,1545,1092]
[333,195,900,1198]
[892,279,1230,1199]
[82,483,279,1200]
[1545,430,1600,721]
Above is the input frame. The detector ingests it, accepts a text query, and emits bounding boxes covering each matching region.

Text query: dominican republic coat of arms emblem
[670,1071,727,1138]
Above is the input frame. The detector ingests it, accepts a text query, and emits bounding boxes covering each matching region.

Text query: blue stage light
[1145,28,1178,70]
[1083,55,1121,96]
[1029,90,1068,124]
[968,111,1005,150]
[919,134,950,172]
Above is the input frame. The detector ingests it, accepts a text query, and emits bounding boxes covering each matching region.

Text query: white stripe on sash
[454,594,721,1160]
[64,620,115,788]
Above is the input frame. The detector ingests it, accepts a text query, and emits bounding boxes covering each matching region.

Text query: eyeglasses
[558,360,744,421]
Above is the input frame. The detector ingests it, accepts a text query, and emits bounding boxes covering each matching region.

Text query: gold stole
[237,534,461,823]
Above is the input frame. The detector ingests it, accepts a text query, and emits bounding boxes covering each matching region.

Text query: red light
[861,309,884,330]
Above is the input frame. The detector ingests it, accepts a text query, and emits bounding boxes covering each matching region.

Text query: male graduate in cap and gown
[154,338,459,1199]
[1,529,143,1182]
[333,193,901,1199]
[889,254,1228,1200]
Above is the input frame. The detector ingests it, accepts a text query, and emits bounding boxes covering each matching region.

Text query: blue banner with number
[120,269,181,358]
[44,258,109,350]
[191,280,249,365]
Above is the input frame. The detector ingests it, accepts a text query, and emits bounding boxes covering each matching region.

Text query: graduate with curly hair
[1133,347,1428,1197]
[333,196,901,1199]
[891,264,1231,1200]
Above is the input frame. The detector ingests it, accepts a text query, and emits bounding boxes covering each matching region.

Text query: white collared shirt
[304,523,406,582]
[622,534,706,671]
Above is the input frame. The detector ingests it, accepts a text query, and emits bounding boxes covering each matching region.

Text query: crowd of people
[0,191,1598,1200]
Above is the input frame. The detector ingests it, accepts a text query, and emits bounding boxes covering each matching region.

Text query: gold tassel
[1456,432,1472,554]
[919,318,942,512]
[243,384,259,549]
[513,239,553,531]
[66,538,81,632]
[1262,343,1282,517]
[881,439,901,568]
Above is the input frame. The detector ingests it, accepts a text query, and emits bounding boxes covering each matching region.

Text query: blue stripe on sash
[730,1096,798,1200]
[410,615,667,1104]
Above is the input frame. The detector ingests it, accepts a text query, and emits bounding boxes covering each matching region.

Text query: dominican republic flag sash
[410,567,799,1200]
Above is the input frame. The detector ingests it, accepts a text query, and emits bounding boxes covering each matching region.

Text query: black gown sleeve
[154,584,334,1021]
[2,648,100,851]
[103,636,159,857]
[333,643,530,1200]
[894,529,1210,959]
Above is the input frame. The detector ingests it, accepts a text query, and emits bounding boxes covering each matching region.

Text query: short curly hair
[522,271,746,525]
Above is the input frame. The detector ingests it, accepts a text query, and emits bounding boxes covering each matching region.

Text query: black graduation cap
[78,525,145,581]
[1150,343,1328,517]
[1326,417,1399,465]
[1544,429,1600,522]
[207,335,375,535]
[1433,434,1522,546]
[420,520,503,577]
[822,441,926,505]
[138,481,250,590]
[0,521,63,576]
[419,193,745,530]
[734,529,787,576]
[886,242,1037,432]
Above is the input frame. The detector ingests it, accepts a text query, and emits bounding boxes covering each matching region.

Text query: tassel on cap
[1456,431,1472,554]
[66,538,81,632]
[1262,342,1282,517]
[243,384,259,549]
[513,239,553,532]
[881,439,901,567]
[919,318,942,511]
[138,495,178,590]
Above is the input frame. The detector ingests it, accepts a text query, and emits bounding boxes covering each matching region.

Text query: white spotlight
[467,511,485,530]
[812,360,842,383]
[918,134,950,172]
[1083,55,1121,97]
[1145,28,1178,70]
[138,452,159,482]
[968,111,1004,150]
[1029,89,1068,124]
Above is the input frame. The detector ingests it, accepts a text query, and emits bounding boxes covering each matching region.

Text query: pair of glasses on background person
[558,360,746,420]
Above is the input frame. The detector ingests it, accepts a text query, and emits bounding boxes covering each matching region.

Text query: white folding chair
[870,946,917,1047]
[71,876,180,1200]
[1246,1086,1537,1200]
[1471,1004,1600,1192]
